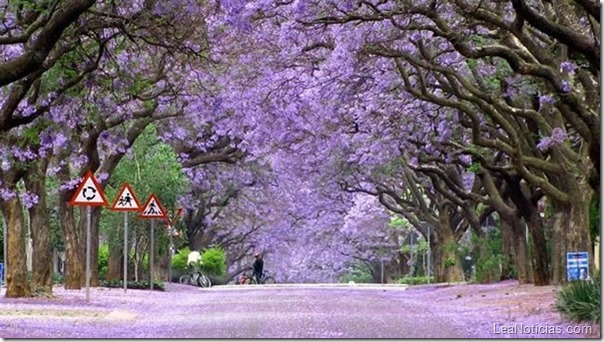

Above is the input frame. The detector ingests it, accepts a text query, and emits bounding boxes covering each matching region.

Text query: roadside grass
[555,272,600,324]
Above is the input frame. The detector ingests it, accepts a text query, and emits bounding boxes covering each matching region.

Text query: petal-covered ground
[0,281,599,338]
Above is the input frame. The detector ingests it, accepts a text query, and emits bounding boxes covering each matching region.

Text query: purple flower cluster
[537,128,567,151]
[20,191,39,208]
[560,61,576,74]
[0,187,16,201]
[538,94,556,106]
[550,127,567,143]
[560,80,572,93]
[59,179,81,191]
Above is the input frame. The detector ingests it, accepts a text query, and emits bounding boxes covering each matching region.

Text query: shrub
[201,247,226,276]
[99,280,165,291]
[472,230,506,283]
[52,272,64,285]
[171,247,191,273]
[556,272,600,323]
[98,243,109,280]
[339,271,373,284]
[397,276,435,285]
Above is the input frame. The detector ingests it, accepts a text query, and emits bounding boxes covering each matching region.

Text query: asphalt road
[0,282,596,338]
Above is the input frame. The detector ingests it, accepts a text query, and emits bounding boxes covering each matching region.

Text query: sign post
[3,215,6,286]
[566,251,589,281]
[164,208,183,288]
[140,194,167,291]
[69,170,109,301]
[109,183,142,293]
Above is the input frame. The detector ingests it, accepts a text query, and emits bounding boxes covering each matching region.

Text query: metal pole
[168,226,173,287]
[123,212,128,293]
[411,233,415,276]
[380,260,384,284]
[3,215,7,285]
[150,219,154,291]
[86,206,91,301]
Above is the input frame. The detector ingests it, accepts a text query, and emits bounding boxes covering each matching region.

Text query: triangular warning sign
[69,170,109,207]
[110,183,141,212]
[140,194,166,219]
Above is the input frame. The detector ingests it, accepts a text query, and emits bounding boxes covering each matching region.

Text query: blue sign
[566,252,589,281]
[0,263,3,287]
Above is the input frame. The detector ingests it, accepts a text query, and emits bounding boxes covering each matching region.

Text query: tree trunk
[527,211,550,285]
[106,237,123,281]
[511,219,532,284]
[431,227,464,283]
[188,225,207,251]
[89,207,102,286]
[105,215,126,280]
[77,207,86,286]
[551,189,593,284]
[59,183,83,290]
[133,229,148,282]
[397,251,409,278]
[500,218,515,281]
[0,194,31,297]
[24,159,53,294]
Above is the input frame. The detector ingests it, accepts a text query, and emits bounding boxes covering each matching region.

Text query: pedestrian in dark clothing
[252,253,264,284]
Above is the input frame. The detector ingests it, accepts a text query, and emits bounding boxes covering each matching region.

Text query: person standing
[252,252,264,284]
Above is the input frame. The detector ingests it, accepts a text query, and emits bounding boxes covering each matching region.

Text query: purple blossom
[178,153,190,162]
[40,132,53,148]
[536,137,554,151]
[0,187,16,201]
[3,44,23,60]
[538,94,555,106]
[13,147,36,161]
[480,64,497,77]
[294,0,307,16]
[341,1,355,11]
[560,80,572,93]
[47,166,61,176]
[59,179,81,191]
[410,31,422,42]
[21,105,36,117]
[96,172,109,182]
[54,133,68,150]
[551,127,567,144]
[72,155,89,170]
[462,172,475,191]
[560,61,576,74]
[20,191,39,208]
[459,155,472,165]
[173,126,188,140]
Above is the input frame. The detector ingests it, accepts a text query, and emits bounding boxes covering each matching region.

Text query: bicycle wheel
[263,276,276,284]
[179,275,190,285]
[243,277,256,285]
[198,274,212,288]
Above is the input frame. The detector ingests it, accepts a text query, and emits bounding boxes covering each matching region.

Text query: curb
[405,281,469,289]
[204,283,410,291]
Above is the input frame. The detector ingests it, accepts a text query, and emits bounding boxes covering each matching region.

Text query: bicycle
[238,272,255,285]
[260,273,276,284]
[239,271,275,285]
[179,271,212,288]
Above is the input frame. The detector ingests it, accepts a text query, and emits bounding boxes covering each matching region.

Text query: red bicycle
[238,271,275,285]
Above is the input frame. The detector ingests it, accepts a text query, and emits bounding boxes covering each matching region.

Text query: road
[0,282,596,338]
